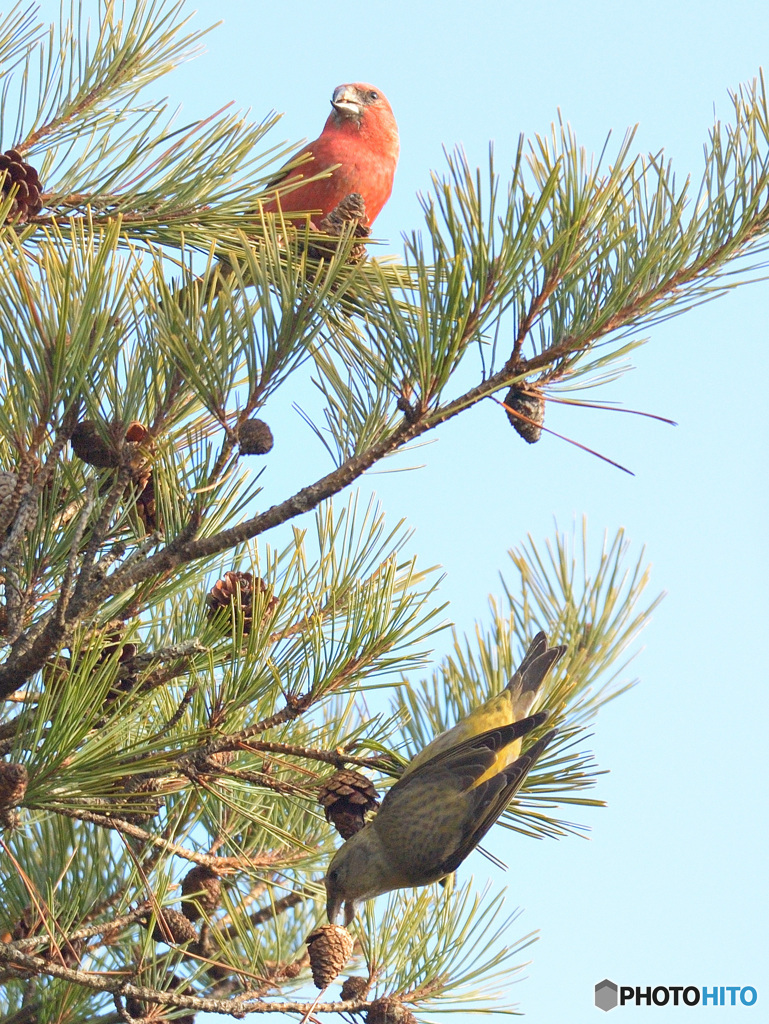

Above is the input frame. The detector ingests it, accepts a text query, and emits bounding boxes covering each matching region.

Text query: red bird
[263,83,399,230]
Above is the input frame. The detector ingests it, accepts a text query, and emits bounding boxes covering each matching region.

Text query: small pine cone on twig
[318,769,379,839]
[367,996,418,1024]
[134,472,159,534]
[306,923,354,988]
[124,973,196,1024]
[205,748,236,770]
[99,632,139,692]
[341,975,371,1002]
[503,385,545,443]
[181,864,222,921]
[0,149,43,224]
[0,761,28,810]
[121,774,164,824]
[141,907,198,945]
[309,192,370,262]
[206,571,275,635]
[70,420,120,468]
[237,418,274,456]
[123,421,161,534]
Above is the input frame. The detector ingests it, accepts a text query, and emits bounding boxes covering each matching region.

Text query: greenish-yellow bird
[325,632,565,924]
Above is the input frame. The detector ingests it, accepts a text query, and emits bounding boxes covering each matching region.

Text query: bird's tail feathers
[506,634,567,718]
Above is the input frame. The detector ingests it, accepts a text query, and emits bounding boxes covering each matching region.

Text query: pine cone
[341,975,371,1002]
[46,936,84,970]
[100,635,139,693]
[321,192,368,232]
[11,903,38,940]
[206,571,274,635]
[0,149,43,224]
[124,973,196,1023]
[121,774,164,823]
[238,418,274,456]
[99,635,138,665]
[367,997,418,1024]
[205,749,236,769]
[309,192,370,261]
[0,761,28,809]
[124,421,155,485]
[142,907,198,945]
[70,420,120,467]
[306,923,354,988]
[318,769,379,839]
[503,385,545,443]
[123,422,160,534]
[135,472,159,533]
[181,864,222,921]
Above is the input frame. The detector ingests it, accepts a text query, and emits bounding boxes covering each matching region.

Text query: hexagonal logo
[595,979,619,1011]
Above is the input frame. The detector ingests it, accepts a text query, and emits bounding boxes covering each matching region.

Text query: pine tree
[0,3,768,1022]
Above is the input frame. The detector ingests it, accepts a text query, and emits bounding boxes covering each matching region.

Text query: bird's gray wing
[377,715,554,881]
[435,727,557,875]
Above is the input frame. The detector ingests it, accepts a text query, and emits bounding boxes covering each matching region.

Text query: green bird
[325,633,565,925]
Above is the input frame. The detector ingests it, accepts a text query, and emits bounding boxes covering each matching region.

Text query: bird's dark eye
[328,869,338,883]
[368,90,379,101]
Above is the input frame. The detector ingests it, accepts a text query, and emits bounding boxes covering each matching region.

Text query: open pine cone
[367,996,418,1023]
[206,571,275,635]
[307,923,354,988]
[318,769,379,839]
[503,385,545,443]
[0,149,43,224]
[308,192,370,262]
[181,864,222,921]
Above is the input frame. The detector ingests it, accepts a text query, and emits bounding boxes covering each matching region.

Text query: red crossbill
[325,633,565,925]
[263,83,399,229]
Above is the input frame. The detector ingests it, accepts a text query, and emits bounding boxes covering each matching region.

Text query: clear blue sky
[40,0,769,1019]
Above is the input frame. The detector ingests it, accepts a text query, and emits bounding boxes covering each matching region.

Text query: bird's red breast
[263,83,399,229]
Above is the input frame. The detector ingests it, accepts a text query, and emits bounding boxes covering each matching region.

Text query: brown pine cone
[341,975,371,1002]
[101,635,139,692]
[238,418,274,456]
[124,421,155,486]
[124,973,196,1023]
[70,420,120,467]
[309,193,370,262]
[11,903,39,941]
[306,923,354,988]
[0,761,28,809]
[205,749,236,770]
[318,769,379,839]
[367,996,418,1024]
[123,422,160,534]
[206,571,274,635]
[121,774,164,824]
[0,149,43,224]
[503,385,545,443]
[181,864,222,921]
[142,907,198,945]
[135,472,159,533]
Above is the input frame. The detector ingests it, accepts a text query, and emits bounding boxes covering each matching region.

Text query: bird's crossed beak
[331,85,363,119]
[326,888,341,924]
[326,892,356,926]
